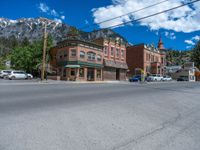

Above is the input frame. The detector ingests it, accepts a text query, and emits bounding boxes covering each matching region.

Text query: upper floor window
[111,47,114,56]
[64,51,68,57]
[121,50,125,58]
[80,51,85,58]
[57,51,62,59]
[104,46,108,55]
[116,48,119,58]
[97,55,102,62]
[87,52,96,61]
[71,49,76,57]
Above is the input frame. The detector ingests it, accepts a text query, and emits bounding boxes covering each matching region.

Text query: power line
[104,0,200,29]
[80,0,169,30]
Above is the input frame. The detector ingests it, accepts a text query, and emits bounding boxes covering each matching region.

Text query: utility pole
[41,23,48,81]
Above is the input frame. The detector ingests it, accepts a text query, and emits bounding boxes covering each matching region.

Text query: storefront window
[71,69,75,76]
[63,69,66,77]
[97,69,101,78]
[79,68,84,77]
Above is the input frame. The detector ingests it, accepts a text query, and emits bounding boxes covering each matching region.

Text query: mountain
[0,17,127,45]
[0,17,71,44]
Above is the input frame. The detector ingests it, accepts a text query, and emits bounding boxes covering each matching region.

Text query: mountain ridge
[0,17,127,45]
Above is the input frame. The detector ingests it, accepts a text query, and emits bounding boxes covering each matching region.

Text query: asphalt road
[0,80,200,150]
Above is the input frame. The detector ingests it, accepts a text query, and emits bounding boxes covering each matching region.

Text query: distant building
[165,66,182,74]
[50,38,103,81]
[93,37,128,81]
[171,62,196,82]
[126,37,166,77]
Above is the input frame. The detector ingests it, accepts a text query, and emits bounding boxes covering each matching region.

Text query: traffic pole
[41,23,48,81]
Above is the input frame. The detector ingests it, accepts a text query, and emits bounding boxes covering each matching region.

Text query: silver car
[0,70,12,78]
[8,71,28,80]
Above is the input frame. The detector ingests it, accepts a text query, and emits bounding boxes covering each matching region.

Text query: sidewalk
[38,79,130,84]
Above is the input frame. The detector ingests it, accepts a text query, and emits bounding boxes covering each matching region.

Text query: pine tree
[191,40,200,69]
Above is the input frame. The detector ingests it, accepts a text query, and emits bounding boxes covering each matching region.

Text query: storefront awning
[104,60,128,69]
[65,65,80,68]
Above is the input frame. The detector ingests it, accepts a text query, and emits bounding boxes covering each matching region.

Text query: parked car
[177,76,188,81]
[162,75,172,81]
[26,73,33,79]
[129,75,141,82]
[8,71,32,80]
[0,70,12,78]
[146,74,163,81]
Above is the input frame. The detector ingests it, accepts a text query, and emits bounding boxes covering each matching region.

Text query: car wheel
[11,76,15,80]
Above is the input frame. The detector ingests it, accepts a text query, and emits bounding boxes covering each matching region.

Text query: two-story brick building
[50,38,103,81]
[126,37,166,77]
[93,37,128,81]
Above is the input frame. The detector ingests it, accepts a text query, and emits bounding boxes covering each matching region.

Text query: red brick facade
[93,38,128,81]
[127,43,166,77]
[50,39,103,81]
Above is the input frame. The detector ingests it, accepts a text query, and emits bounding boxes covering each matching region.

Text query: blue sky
[0,0,200,50]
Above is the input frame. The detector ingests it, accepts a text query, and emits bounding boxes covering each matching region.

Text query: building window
[161,57,164,64]
[146,53,149,61]
[97,69,101,78]
[116,48,119,57]
[121,50,125,58]
[79,68,84,77]
[64,51,67,57]
[71,49,76,57]
[71,69,75,76]
[63,69,66,77]
[80,51,85,58]
[87,52,96,61]
[111,47,114,56]
[57,51,62,59]
[97,55,102,62]
[104,46,108,55]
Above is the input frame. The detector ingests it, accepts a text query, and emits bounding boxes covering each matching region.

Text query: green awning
[65,65,80,68]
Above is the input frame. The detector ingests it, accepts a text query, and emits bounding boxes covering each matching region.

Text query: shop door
[87,68,94,81]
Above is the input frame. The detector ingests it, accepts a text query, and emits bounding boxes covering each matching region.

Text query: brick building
[50,38,103,81]
[126,37,166,77]
[93,37,128,81]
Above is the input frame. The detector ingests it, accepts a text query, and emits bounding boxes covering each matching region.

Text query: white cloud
[165,31,176,40]
[39,3,49,13]
[60,15,65,20]
[51,9,59,17]
[192,35,200,41]
[184,40,195,45]
[54,18,62,23]
[186,45,192,49]
[38,3,65,22]
[92,0,200,33]
[185,35,200,48]
[85,20,89,25]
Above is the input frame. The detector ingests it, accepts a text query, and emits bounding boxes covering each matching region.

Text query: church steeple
[158,36,165,50]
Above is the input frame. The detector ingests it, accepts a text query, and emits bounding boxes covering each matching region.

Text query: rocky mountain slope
[0,17,127,45]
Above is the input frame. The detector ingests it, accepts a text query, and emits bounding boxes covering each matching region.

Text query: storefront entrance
[87,68,95,81]
[116,69,120,80]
